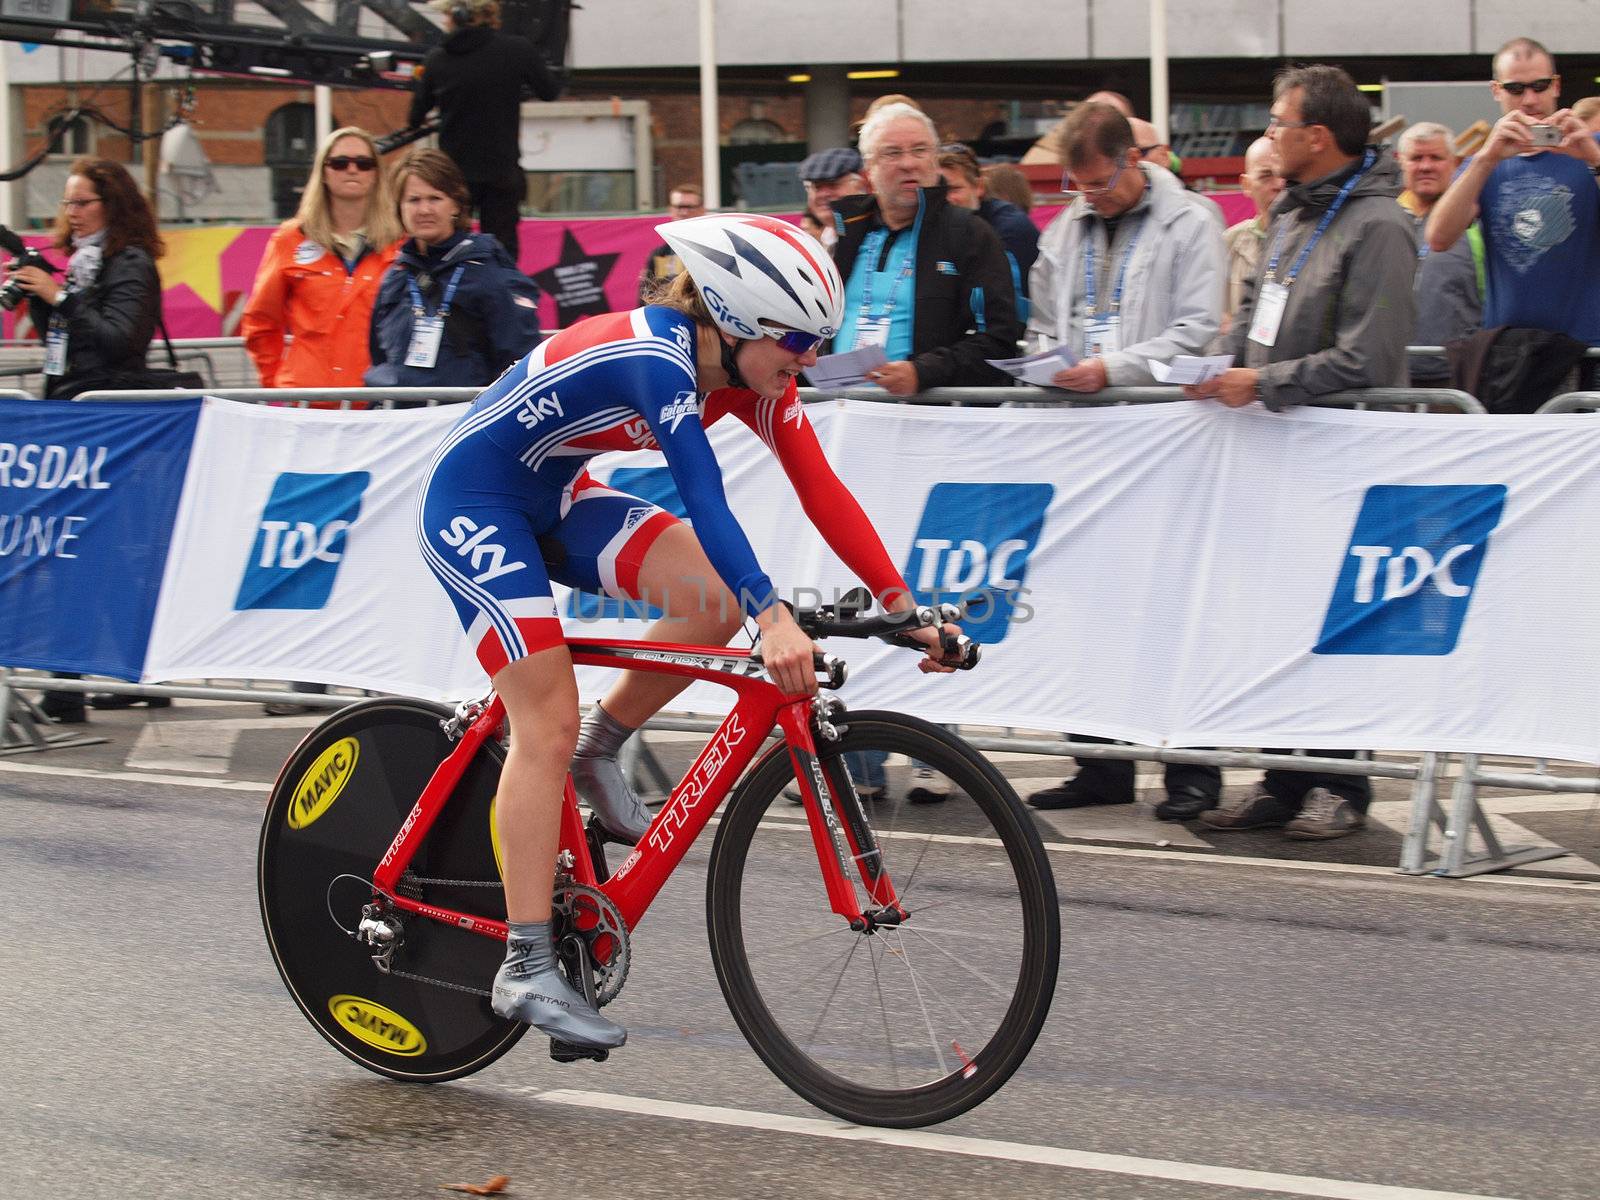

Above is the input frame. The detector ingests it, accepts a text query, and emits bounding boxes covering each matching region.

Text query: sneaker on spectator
[906,765,949,805]
[1198,785,1296,831]
[1283,788,1367,840]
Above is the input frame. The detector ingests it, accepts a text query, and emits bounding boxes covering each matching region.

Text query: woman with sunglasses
[418,213,957,1050]
[365,149,541,388]
[242,127,401,391]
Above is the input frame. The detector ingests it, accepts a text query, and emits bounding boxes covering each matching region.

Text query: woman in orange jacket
[242,126,402,389]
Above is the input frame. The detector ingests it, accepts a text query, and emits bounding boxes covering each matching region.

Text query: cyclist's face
[734,329,818,401]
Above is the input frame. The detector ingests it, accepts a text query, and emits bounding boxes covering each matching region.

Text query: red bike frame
[369,636,903,941]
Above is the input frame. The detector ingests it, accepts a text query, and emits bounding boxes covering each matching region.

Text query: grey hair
[1398,121,1456,158]
[859,103,938,160]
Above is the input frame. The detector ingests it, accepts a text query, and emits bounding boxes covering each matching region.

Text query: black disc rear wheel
[258,697,525,1082]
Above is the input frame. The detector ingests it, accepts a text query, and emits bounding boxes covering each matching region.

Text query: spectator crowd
[15,30,1600,831]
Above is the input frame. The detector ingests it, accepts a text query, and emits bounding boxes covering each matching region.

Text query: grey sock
[571,704,651,842]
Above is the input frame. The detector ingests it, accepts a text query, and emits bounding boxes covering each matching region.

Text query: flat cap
[799,147,864,182]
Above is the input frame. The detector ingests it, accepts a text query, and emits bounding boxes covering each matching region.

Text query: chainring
[552,882,631,1006]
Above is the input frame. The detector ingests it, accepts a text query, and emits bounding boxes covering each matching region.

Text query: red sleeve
[708,381,910,605]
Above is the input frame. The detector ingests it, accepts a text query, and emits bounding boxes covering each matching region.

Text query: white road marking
[520,1088,1517,1200]
[0,759,269,793]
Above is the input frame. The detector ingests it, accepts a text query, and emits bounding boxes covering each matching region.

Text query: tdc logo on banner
[902,483,1054,644]
[234,472,371,611]
[1315,484,1506,656]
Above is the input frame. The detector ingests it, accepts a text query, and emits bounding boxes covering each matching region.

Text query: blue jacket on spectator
[977,195,1039,299]
[366,231,542,387]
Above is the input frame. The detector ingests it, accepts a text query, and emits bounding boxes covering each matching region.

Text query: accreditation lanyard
[854,226,916,350]
[1251,148,1375,347]
[404,263,465,369]
[1261,148,1375,288]
[1081,217,1143,358]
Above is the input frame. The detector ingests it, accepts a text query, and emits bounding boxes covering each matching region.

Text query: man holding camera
[1426,37,1600,346]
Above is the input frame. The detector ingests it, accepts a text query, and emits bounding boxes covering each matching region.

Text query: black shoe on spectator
[39,692,88,724]
[90,693,173,710]
[1027,780,1132,810]
[1154,785,1218,822]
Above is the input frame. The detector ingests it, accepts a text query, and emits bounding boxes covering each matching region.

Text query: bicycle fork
[778,699,906,932]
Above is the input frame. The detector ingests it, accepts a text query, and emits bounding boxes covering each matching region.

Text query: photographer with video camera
[7,157,162,401]
[407,0,562,264]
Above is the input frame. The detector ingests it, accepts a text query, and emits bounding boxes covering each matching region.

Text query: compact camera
[1528,124,1564,148]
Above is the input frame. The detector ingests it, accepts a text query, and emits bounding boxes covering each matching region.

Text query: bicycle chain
[383,963,492,999]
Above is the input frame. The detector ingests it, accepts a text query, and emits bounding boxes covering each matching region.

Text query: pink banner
[1,193,1253,342]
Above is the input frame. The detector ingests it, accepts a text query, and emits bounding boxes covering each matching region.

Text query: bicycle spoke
[738,915,856,961]
[887,928,952,1078]
[803,932,866,1057]
[867,936,902,1091]
[897,923,1018,1002]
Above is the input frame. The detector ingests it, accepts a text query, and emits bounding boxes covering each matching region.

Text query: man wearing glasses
[830,101,1021,396]
[637,184,706,301]
[1186,64,1415,841]
[1426,37,1600,349]
[1023,100,1226,821]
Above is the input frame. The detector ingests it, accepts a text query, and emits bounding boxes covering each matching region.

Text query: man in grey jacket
[1024,100,1226,821]
[1187,63,1415,841]
[1028,102,1226,391]
[1187,65,1416,413]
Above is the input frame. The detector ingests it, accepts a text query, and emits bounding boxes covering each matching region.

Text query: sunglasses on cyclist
[762,326,826,355]
[1495,76,1556,96]
[326,155,378,172]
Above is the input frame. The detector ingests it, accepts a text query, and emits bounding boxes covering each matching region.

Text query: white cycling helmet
[657,213,844,343]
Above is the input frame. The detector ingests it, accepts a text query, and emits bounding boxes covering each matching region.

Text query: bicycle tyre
[705,710,1059,1127]
[258,697,527,1083]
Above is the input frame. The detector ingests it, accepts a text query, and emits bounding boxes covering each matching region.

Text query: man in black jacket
[410,0,563,263]
[831,102,1022,393]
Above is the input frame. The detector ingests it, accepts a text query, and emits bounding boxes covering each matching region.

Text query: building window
[46,114,91,157]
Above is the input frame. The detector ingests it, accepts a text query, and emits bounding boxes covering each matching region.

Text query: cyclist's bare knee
[495,645,581,763]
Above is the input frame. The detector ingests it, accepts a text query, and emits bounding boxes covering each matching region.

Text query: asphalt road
[3,702,1600,1200]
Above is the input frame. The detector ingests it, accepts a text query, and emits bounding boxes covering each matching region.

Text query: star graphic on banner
[530,229,620,327]
[161,226,242,316]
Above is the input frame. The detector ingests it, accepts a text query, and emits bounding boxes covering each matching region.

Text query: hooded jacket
[1220,148,1416,409]
[831,184,1023,389]
[408,26,562,184]
[1028,163,1225,385]
[366,230,543,387]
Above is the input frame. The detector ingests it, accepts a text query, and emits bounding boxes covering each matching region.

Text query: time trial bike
[258,596,1060,1128]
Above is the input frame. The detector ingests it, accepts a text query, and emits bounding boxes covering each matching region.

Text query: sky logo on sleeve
[1315,484,1506,656]
[234,471,370,611]
[902,483,1054,644]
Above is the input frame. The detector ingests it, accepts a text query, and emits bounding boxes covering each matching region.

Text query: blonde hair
[296,126,402,249]
[648,269,714,322]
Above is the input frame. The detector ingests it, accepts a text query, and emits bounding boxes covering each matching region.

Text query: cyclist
[418,213,956,1050]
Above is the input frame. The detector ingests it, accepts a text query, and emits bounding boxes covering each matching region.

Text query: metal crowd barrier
[2,379,1587,878]
[1538,392,1600,414]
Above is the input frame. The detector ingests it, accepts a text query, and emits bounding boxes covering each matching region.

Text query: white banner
[143,398,1600,764]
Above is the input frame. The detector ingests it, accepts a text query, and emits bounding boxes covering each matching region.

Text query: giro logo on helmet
[701,286,756,337]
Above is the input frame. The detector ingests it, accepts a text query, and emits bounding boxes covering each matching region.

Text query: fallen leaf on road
[441,1175,510,1195]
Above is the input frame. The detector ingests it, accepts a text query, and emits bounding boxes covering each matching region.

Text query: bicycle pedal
[548,1037,609,1064]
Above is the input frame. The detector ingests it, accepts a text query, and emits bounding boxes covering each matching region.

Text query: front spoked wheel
[706,711,1059,1127]
[258,697,525,1082]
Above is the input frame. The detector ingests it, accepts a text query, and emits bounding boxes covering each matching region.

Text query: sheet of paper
[985,345,1079,387]
[803,345,889,390]
[1148,354,1235,385]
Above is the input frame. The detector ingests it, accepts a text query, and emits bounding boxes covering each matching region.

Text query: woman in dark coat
[13,157,162,400]
[366,149,542,388]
